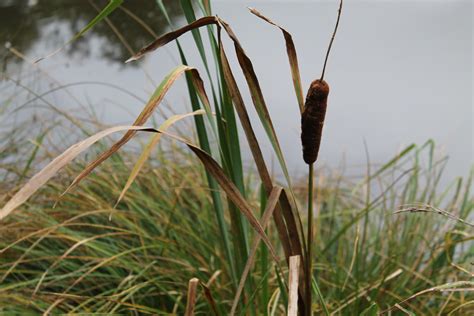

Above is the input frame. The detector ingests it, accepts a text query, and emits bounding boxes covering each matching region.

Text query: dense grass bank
[1,135,472,314]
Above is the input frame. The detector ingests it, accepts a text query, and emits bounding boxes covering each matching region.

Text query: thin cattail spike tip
[321,0,343,80]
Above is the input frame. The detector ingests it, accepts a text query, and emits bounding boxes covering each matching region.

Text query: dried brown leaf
[249,7,304,113]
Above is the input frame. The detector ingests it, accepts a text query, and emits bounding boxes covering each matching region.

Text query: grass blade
[332,269,403,314]
[125,16,219,63]
[360,303,379,316]
[36,0,124,62]
[353,144,417,194]
[381,281,474,314]
[323,168,414,254]
[0,125,135,220]
[180,0,215,86]
[187,144,278,262]
[199,281,220,316]
[259,185,270,308]
[115,110,206,206]
[18,127,52,183]
[312,276,329,316]
[230,186,282,316]
[248,7,304,113]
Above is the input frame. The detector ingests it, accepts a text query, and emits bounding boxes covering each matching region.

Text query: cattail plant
[301,1,343,314]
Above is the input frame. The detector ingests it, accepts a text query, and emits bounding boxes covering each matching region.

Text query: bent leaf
[0,125,136,220]
[0,126,278,263]
[115,110,206,206]
[62,65,215,197]
[125,16,219,63]
[249,7,304,113]
[36,0,123,62]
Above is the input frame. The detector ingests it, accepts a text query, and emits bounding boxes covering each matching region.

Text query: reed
[300,2,343,314]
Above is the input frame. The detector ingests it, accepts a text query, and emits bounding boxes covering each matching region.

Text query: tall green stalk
[306,163,314,315]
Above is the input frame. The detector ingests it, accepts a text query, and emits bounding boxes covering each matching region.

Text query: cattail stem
[306,163,314,316]
[320,0,343,81]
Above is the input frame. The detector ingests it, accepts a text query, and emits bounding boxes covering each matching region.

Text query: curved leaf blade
[0,126,279,263]
[36,0,124,62]
[249,7,304,113]
[115,110,206,206]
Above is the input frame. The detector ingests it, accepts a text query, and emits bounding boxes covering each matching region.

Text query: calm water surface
[1,0,472,183]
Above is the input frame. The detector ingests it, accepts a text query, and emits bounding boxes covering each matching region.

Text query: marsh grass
[0,0,473,314]
[1,134,472,314]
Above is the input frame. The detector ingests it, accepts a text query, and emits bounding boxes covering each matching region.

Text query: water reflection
[0,0,182,64]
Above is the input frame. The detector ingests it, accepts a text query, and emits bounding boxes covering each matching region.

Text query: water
[1,0,472,183]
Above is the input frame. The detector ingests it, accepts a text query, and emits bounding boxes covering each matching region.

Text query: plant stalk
[306,163,314,315]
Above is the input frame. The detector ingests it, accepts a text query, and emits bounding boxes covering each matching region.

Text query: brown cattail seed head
[301,79,330,164]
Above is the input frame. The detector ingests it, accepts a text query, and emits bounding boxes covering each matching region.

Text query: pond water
[1,0,472,183]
